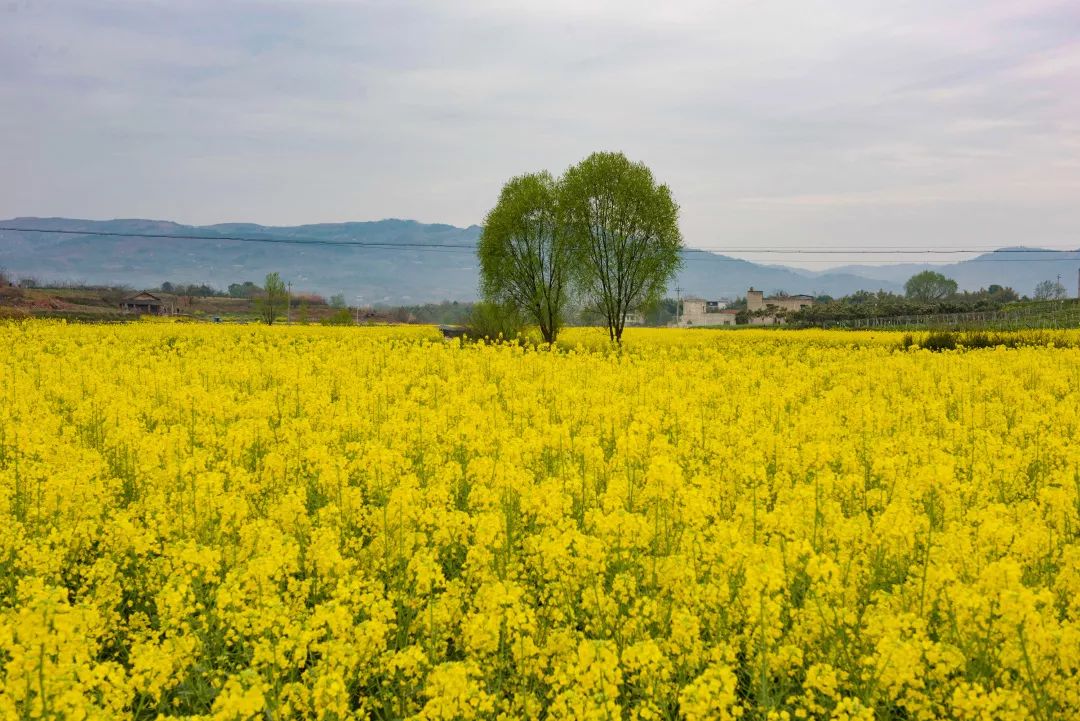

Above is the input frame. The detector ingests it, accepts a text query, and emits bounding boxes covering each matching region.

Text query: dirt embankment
[0,286,399,324]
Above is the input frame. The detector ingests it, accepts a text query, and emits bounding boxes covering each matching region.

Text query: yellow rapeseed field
[2,322,1079,720]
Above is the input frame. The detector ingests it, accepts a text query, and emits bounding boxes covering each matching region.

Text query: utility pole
[674,286,683,326]
[355,296,362,325]
[286,281,292,324]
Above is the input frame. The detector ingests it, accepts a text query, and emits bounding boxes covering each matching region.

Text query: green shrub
[321,309,354,326]
[921,331,957,351]
[467,301,523,342]
[899,329,1073,352]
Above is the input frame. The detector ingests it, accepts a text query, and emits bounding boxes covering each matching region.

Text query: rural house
[119,292,170,315]
[747,288,814,325]
[678,298,738,326]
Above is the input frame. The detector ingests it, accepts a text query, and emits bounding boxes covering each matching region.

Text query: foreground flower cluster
[2,322,1079,720]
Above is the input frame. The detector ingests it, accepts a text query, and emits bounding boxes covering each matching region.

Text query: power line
[0,225,1077,260]
[0,226,477,249]
[688,256,1080,263]
[696,248,1079,255]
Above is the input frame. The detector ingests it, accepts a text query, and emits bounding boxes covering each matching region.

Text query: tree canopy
[258,272,288,325]
[228,281,262,299]
[1033,279,1067,301]
[904,271,957,302]
[477,152,683,344]
[478,171,571,344]
[561,152,683,343]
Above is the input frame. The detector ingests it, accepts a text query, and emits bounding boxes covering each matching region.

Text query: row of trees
[792,271,1073,323]
[162,275,477,327]
[904,270,1068,303]
[161,276,341,325]
[160,281,225,297]
[173,272,289,324]
[478,151,683,343]
[1033,279,1070,300]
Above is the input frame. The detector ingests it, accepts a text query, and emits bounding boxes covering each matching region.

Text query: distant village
[674,288,814,327]
[5,275,1071,331]
[117,287,816,328]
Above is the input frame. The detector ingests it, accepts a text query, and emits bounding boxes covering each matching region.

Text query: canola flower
[1,321,1079,720]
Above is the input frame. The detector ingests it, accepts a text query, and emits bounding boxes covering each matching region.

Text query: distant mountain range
[1,217,1076,303]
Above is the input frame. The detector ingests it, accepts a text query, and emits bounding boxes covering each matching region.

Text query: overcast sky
[2,0,1078,266]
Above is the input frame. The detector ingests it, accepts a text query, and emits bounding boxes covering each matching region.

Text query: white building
[677,298,738,327]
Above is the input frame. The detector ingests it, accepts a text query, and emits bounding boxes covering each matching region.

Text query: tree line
[903,270,1068,302]
[790,270,1070,324]
[477,151,684,343]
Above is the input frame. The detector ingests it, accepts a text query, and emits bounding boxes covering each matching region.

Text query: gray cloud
[2,0,1078,267]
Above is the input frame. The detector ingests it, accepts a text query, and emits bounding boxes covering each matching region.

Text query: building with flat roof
[746,288,814,324]
[678,298,738,326]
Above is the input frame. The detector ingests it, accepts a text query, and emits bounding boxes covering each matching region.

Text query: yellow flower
[2,322,1080,719]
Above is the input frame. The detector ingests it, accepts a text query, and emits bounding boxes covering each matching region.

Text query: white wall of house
[679,299,736,326]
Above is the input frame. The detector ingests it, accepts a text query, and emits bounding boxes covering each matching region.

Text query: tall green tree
[561,152,683,343]
[258,272,288,324]
[478,171,572,344]
[904,270,957,302]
